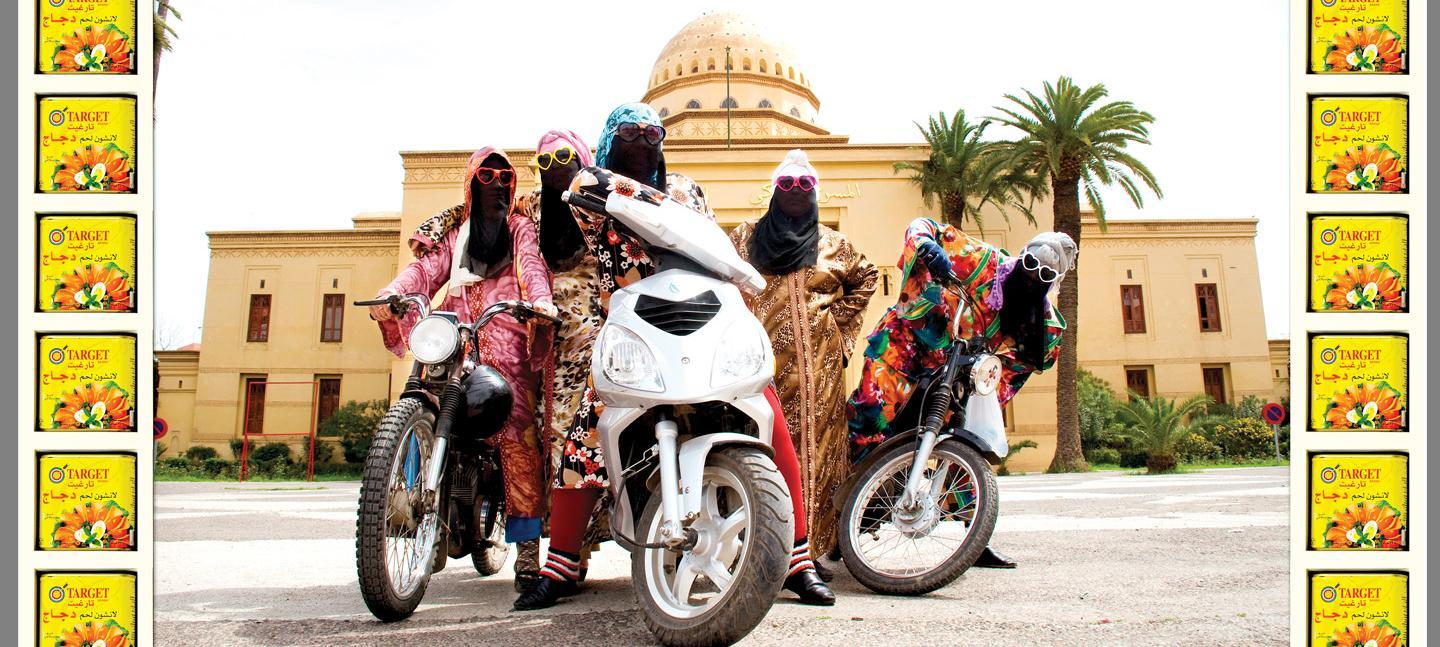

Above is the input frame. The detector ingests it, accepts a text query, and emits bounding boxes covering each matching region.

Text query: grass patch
[1087,457,1289,475]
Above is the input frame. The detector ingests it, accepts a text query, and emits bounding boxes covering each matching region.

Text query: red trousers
[549,385,807,554]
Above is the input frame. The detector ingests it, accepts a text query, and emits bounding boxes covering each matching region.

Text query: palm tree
[154,1,182,97]
[1114,394,1214,474]
[991,77,1163,473]
[893,110,1041,231]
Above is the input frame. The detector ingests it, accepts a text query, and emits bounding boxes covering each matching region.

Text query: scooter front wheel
[632,445,792,647]
[838,438,997,596]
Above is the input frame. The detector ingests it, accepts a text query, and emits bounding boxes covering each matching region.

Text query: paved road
[156,467,1288,646]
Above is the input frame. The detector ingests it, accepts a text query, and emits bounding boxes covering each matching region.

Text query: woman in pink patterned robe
[370,146,556,580]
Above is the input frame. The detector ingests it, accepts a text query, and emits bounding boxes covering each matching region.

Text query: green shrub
[1087,446,1121,466]
[1114,393,1216,474]
[1213,417,1277,461]
[319,400,389,463]
[997,439,1038,476]
[229,438,245,460]
[160,457,191,470]
[314,440,337,464]
[200,457,231,476]
[1077,370,1122,454]
[1177,433,1222,462]
[184,445,219,462]
[155,442,168,458]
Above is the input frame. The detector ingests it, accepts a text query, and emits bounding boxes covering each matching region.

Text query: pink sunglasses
[774,175,817,192]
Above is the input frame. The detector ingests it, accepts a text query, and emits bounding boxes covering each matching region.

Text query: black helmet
[461,365,512,440]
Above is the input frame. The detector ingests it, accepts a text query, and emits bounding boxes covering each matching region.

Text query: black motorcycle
[352,293,558,621]
[835,272,1007,595]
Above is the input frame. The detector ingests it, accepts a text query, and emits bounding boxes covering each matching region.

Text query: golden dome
[647,12,810,91]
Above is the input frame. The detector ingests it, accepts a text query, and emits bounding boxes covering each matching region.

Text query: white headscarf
[771,149,819,181]
[1022,231,1078,278]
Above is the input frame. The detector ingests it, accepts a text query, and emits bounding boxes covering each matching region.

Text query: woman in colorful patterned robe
[729,149,877,572]
[516,102,835,610]
[371,147,556,585]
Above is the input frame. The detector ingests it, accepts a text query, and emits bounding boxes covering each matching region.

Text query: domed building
[158,12,1278,474]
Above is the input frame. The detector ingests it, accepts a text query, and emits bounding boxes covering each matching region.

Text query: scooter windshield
[583,180,766,294]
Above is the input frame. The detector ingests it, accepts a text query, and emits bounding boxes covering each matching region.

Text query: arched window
[686,99,702,109]
[690,59,699,74]
[788,66,795,80]
[658,107,669,118]
[757,98,772,108]
[799,72,806,84]
[759,59,767,73]
[790,106,802,118]
[706,57,716,71]
[721,96,738,109]
[742,58,752,71]
[774,62,783,75]
[663,69,670,81]
[675,64,682,77]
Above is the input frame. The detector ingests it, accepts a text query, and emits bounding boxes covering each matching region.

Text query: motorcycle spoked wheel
[356,398,442,621]
[838,438,997,596]
[471,498,509,576]
[632,446,792,647]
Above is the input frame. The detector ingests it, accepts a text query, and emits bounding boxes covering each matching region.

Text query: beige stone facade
[156,12,1282,473]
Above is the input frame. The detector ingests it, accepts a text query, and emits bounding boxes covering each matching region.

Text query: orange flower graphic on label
[1323,501,1403,550]
[1324,25,1404,73]
[51,500,132,549]
[52,382,133,430]
[51,24,132,73]
[57,619,131,647]
[1326,619,1402,647]
[52,262,132,311]
[1324,263,1403,311]
[1324,144,1404,192]
[51,144,132,192]
[1324,382,1403,430]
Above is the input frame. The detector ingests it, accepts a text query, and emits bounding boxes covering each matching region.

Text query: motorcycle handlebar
[561,189,609,214]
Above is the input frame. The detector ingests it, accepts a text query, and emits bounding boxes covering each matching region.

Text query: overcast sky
[154,0,1289,345]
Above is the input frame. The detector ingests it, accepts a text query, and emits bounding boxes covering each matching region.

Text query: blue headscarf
[594,102,666,188]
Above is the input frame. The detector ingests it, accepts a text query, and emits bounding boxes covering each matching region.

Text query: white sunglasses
[1021,252,1061,283]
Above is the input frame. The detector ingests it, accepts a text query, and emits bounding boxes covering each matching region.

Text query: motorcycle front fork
[653,417,688,548]
[898,429,939,510]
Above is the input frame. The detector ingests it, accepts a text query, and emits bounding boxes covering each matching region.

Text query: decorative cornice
[643,71,820,109]
[208,228,400,254]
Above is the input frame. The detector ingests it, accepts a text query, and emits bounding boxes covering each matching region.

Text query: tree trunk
[1047,171,1088,473]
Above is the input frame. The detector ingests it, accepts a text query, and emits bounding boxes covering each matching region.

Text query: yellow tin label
[1310,96,1407,193]
[38,454,135,551]
[38,572,136,647]
[1310,572,1407,647]
[1310,334,1406,431]
[37,334,136,432]
[37,0,137,74]
[1309,215,1407,312]
[1310,0,1407,73]
[1310,454,1407,550]
[37,215,136,312]
[38,96,136,194]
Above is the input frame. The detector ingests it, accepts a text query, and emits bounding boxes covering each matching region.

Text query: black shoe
[578,566,588,584]
[973,545,1018,569]
[783,570,836,606]
[812,560,834,583]
[513,576,577,611]
[513,570,541,594]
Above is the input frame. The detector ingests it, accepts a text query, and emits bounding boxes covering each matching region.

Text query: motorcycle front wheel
[633,445,792,647]
[838,438,998,596]
[356,398,442,621]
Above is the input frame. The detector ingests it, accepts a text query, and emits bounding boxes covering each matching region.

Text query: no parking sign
[154,417,169,440]
[1261,403,1287,426]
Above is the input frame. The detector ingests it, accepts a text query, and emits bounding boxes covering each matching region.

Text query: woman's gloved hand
[916,239,952,279]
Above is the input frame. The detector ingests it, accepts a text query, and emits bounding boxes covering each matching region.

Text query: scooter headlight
[970,354,1003,396]
[600,325,664,392]
[408,316,459,364]
[712,320,771,387]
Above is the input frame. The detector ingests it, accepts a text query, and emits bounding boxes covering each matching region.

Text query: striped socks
[788,538,817,578]
[539,548,582,583]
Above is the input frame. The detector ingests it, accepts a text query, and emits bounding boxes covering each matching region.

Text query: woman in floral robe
[729,149,877,566]
[372,146,555,584]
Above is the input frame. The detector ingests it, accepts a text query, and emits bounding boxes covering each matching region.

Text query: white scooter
[564,175,793,647]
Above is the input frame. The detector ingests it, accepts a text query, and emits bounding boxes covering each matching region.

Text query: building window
[1202,366,1229,405]
[1120,285,1145,334]
[247,294,271,342]
[243,376,267,435]
[706,57,716,71]
[1124,367,1152,400]
[685,99,701,109]
[757,98,772,108]
[690,60,699,74]
[317,377,342,427]
[789,106,801,118]
[742,57,751,71]
[759,59,767,73]
[1195,283,1222,331]
[321,294,345,342]
[721,96,738,109]
[657,107,669,118]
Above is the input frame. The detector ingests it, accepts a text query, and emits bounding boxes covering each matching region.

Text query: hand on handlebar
[917,239,952,280]
[531,300,559,321]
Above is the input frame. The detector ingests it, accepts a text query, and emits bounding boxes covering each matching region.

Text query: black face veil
[748,190,820,275]
[465,154,513,277]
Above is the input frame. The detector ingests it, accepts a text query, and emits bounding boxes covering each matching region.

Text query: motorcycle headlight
[970,354,1003,396]
[600,325,664,392]
[409,316,459,364]
[712,320,770,387]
